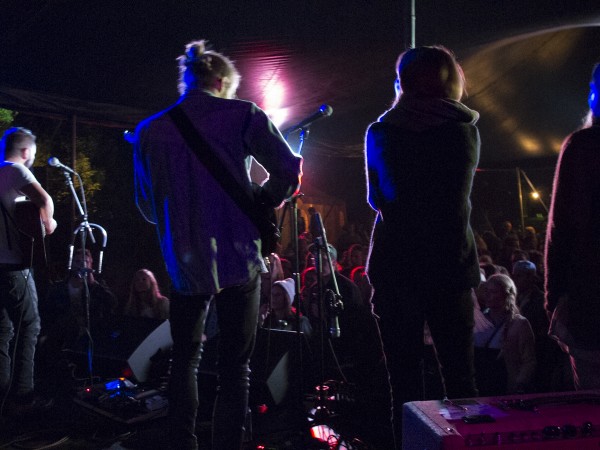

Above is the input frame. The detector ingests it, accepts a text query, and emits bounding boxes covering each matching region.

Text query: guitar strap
[167,105,266,235]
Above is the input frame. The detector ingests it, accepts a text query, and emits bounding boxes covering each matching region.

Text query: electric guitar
[14,199,47,268]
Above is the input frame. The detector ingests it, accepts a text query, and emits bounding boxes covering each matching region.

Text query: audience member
[512,260,571,392]
[474,232,490,259]
[41,248,117,342]
[521,226,539,252]
[299,265,317,305]
[335,222,364,255]
[474,274,536,395]
[37,248,117,392]
[123,268,170,320]
[284,233,310,273]
[259,278,311,337]
[481,230,502,263]
[350,265,373,308]
[339,243,366,279]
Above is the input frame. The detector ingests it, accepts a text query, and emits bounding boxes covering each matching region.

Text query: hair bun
[184,40,207,65]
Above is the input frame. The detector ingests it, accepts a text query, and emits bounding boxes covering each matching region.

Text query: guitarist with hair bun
[133,39,301,449]
[0,127,57,415]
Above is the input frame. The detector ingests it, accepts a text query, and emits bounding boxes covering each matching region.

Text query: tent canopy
[1,0,600,164]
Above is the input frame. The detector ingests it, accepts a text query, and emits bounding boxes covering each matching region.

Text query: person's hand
[258,303,270,326]
[45,218,57,235]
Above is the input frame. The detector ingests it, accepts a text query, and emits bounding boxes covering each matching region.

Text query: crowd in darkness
[473,221,573,396]
[270,215,573,399]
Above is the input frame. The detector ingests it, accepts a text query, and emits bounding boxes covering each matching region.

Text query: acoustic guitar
[14,199,47,268]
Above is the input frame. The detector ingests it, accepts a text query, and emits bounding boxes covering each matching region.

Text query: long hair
[484,273,520,347]
[177,39,241,97]
[484,274,519,317]
[393,45,465,106]
[125,269,167,318]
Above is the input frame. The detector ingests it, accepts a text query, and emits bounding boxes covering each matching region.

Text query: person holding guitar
[133,40,302,450]
[0,127,57,415]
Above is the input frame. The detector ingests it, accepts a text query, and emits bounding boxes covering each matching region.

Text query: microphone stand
[311,213,344,426]
[57,168,108,387]
[272,125,311,431]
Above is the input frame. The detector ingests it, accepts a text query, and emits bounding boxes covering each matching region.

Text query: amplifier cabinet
[403,390,600,449]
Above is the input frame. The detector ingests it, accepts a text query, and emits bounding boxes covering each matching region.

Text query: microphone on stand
[330,312,341,339]
[48,157,77,175]
[283,104,333,135]
[326,289,341,339]
[123,130,135,144]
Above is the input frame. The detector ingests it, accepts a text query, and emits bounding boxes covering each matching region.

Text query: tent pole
[71,114,77,229]
[520,169,549,213]
[410,0,416,48]
[404,0,416,48]
[516,167,525,233]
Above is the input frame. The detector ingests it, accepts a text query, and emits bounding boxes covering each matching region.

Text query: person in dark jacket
[545,62,600,390]
[364,45,480,447]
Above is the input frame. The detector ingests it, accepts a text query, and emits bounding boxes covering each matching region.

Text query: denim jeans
[168,272,260,450]
[373,283,477,448]
[0,269,41,398]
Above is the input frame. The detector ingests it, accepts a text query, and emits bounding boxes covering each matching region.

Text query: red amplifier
[403,390,600,449]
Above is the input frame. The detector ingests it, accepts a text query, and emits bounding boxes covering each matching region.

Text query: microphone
[123,130,135,144]
[284,104,333,135]
[330,314,340,339]
[48,157,77,174]
[325,289,341,339]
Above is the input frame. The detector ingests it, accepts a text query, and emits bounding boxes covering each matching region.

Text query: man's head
[511,259,538,291]
[178,39,241,99]
[272,278,295,311]
[0,127,37,167]
[72,248,93,271]
[308,243,338,277]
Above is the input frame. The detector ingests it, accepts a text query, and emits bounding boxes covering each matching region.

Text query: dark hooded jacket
[364,94,481,289]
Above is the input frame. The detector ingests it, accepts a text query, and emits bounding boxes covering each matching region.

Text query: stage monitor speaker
[250,328,311,407]
[65,317,173,383]
[403,389,600,449]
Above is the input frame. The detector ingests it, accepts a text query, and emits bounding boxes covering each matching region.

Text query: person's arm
[365,124,385,212]
[244,104,302,207]
[20,182,57,234]
[544,136,580,312]
[133,121,158,225]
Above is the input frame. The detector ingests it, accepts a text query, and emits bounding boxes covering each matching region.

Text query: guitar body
[257,204,280,257]
[251,184,281,257]
[14,199,47,268]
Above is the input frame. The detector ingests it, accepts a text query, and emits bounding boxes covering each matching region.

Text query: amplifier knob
[581,421,594,436]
